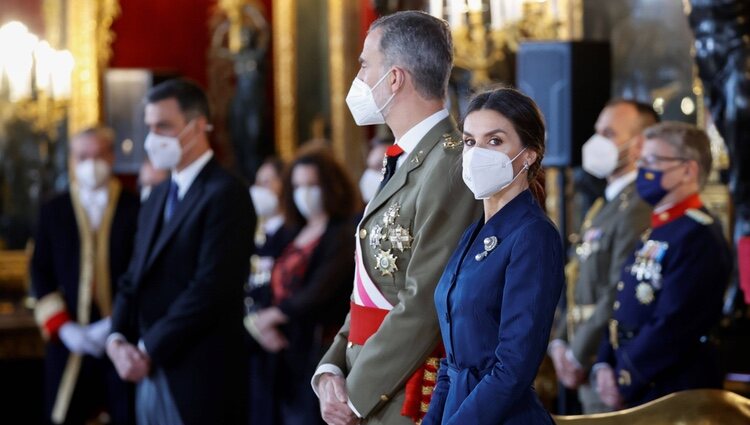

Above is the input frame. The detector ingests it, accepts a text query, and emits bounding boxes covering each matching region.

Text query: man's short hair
[369,11,452,101]
[146,78,211,120]
[644,121,712,188]
[72,125,115,151]
[606,98,661,132]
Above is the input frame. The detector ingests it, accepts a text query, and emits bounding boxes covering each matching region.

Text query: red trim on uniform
[349,302,389,345]
[651,193,703,228]
[45,311,71,340]
[738,237,750,305]
[386,145,404,158]
[349,301,445,422]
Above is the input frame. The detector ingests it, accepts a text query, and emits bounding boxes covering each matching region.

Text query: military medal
[475,236,498,261]
[374,249,398,276]
[383,203,400,227]
[370,224,386,249]
[635,282,655,305]
[387,224,412,252]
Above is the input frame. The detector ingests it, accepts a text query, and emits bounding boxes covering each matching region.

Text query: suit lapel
[363,116,457,223]
[144,160,212,271]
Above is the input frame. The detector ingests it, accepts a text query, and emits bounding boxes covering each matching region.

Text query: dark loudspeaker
[104,69,177,174]
[516,41,611,167]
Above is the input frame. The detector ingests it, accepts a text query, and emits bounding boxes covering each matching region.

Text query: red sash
[349,301,445,422]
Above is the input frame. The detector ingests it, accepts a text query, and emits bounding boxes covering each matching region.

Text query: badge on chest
[369,203,413,276]
[629,239,669,305]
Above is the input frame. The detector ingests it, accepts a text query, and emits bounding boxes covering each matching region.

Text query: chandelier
[430,0,576,87]
[0,21,74,139]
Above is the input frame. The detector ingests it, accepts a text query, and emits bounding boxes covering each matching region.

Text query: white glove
[59,322,101,356]
[84,317,112,357]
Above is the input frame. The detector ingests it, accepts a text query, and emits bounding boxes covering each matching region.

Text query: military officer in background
[549,100,658,413]
[594,122,733,409]
[313,11,480,425]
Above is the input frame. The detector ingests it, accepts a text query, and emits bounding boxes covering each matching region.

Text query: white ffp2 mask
[462,147,528,199]
[75,159,111,190]
[345,70,395,126]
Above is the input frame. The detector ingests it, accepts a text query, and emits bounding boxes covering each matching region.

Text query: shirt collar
[604,170,637,202]
[393,109,449,157]
[172,150,214,199]
[651,192,703,228]
[78,184,109,207]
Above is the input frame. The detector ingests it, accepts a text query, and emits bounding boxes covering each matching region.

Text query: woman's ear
[524,149,538,167]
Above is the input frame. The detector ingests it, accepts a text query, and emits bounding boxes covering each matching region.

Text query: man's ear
[390,67,406,93]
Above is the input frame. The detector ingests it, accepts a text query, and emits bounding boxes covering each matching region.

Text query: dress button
[380,394,389,402]
[613,301,620,310]
[617,281,624,291]
[359,229,367,239]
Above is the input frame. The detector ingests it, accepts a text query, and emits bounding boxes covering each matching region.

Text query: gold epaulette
[685,208,713,225]
[442,133,462,150]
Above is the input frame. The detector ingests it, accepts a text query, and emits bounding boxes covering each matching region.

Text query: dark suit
[111,158,255,425]
[31,189,139,425]
[424,190,564,425]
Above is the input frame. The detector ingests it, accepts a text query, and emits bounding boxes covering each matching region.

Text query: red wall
[0,0,44,35]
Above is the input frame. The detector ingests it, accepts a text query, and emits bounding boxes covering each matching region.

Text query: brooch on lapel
[474,236,498,261]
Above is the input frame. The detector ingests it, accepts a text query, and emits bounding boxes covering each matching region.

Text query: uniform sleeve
[30,202,71,340]
[444,220,564,424]
[615,228,731,402]
[344,158,480,418]
[570,203,650,369]
[140,183,254,364]
[422,358,450,425]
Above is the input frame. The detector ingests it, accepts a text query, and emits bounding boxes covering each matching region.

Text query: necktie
[378,145,405,192]
[165,180,180,222]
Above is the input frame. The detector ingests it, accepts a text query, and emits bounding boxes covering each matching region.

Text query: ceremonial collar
[651,193,703,228]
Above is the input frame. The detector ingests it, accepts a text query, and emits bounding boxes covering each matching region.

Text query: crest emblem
[635,282,655,305]
[374,249,398,276]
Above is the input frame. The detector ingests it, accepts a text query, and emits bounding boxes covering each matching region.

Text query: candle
[468,0,482,12]
[490,0,503,29]
[449,0,465,28]
[430,0,444,18]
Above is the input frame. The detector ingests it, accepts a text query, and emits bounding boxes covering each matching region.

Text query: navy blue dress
[424,190,564,425]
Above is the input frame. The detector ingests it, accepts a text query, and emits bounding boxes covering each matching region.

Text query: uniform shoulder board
[442,133,462,150]
[685,208,714,225]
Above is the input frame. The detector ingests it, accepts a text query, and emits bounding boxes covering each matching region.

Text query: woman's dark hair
[260,156,285,180]
[461,87,547,207]
[281,150,360,227]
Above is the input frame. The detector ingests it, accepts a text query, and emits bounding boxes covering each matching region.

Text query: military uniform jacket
[596,194,732,406]
[555,183,651,369]
[318,116,480,421]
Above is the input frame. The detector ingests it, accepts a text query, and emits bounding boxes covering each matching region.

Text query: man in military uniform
[594,122,732,409]
[549,100,658,413]
[313,11,479,425]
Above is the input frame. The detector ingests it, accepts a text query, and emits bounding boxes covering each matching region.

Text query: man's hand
[59,322,100,356]
[595,366,624,409]
[318,373,358,425]
[106,339,150,382]
[550,343,585,389]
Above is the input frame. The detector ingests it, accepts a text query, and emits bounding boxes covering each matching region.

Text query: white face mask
[462,147,528,200]
[359,169,382,203]
[144,121,197,170]
[345,70,395,126]
[293,185,324,219]
[250,185,279,218]
[75,159,111,190]
[582,133,635,179]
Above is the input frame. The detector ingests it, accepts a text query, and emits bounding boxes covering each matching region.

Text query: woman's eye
[489,137,502,146]
[463,138,475,146]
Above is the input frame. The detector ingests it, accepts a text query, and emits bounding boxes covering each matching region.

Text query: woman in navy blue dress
[423,88,564,424]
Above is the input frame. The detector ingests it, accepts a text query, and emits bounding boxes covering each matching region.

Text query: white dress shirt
[171,150,214,200]
[78,186,109,230]
[604,170,637,202]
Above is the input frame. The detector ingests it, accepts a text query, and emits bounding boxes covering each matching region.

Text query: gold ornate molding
[328,0,363,173]
[273,0,297,162]
[64,0,121,136]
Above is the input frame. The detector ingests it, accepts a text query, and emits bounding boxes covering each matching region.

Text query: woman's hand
[246,307,289,353]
